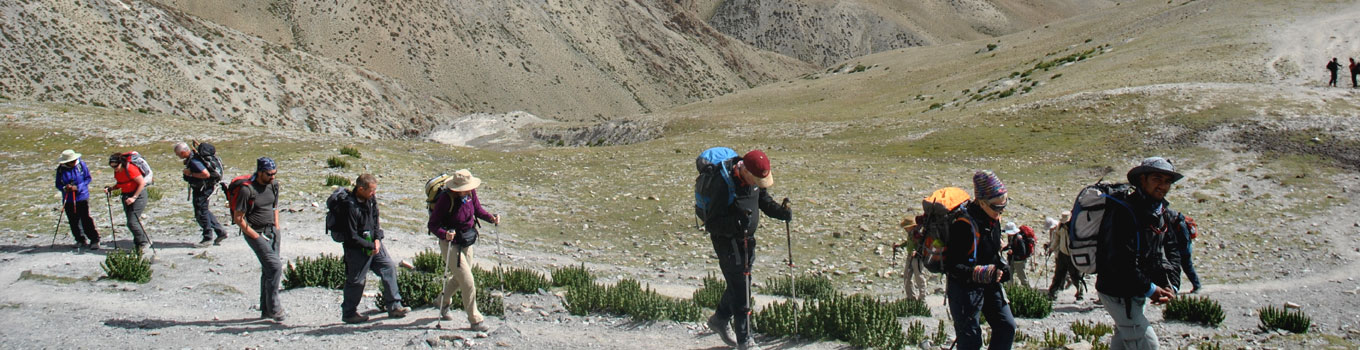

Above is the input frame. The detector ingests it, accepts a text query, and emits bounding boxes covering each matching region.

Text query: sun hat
[973,170,1007,200]
[57,149,81,164]
[742,150,774,188]
[1045,217,1060,230]
[1059,210,1071,222]
[1002,222,1020,235]
[1126,156,1183,185]
[444,169,482,192]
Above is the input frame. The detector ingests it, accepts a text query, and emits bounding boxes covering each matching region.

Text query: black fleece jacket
[339,194,384,250]
[1095,189,1182,298]
[944,201,1010,285]
[703,170,791,238]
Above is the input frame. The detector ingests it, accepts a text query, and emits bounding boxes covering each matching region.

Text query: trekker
[54,150,100,250]
[1046,211,1086,301]
[175,142,227,247]
[1350,58,1358,88]
[1167,209,1202,293]
[427,169,498,331]
[701,150,791,350]
[232,157,285,322]
[945,170,1015,350]
[894,215,929,300]
[1002,222,1035,287]
[338,174,409,323]
[1096,157,1184,350]
[104,153,150,253]
[1326,58,1340,87]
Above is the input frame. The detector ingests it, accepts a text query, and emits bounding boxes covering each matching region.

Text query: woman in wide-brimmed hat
[54,150,101,250]
[426,169,499,332]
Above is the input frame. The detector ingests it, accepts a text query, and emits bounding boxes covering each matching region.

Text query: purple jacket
[54,160,92,203]
[427,189,494,240]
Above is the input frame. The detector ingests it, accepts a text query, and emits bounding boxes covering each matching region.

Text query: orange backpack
[916,187,979,274]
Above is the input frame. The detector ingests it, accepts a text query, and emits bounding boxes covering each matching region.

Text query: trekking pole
[743,236,754,344]
[105,191,118,250]
[493,219,505,294]
[781,198,796,333]
[51,190,67,247]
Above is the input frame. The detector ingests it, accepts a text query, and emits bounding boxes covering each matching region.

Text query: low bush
[1259,305,1310,333]
[550,263,594,288]
[905,320,927,345]
[753,292,908,349]
[102,249,152,283]
[759,274,836,299]
[1070,319,1113,343]
[881,297,930,317]
[1005,283,1052,318]
[564,278,701,322]
[326,157,349,169]
[282,254,344,290]
[1039,328,1070,348]
[1164,296,1225,327]
[932,319,951,346]
[412,249,443,274]
[324,174,350,187]
[692,273,724,309]
[386,270,504,316]
[475,266,551,294]
[339,146,362,159]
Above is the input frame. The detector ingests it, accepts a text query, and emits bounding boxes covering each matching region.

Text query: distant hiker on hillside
[427,169,498,332]
[893,215,929,300]
[1326,58,1340,87]
[104,152,151,253]
[1003,223,1036,287]
[699,149,791,350]
[945,170,1015,350]
[175,142,227,247]
[336,174,408,324]
[232,157,285,322]
[1096,157,1184,350]
[1350,58,1358,88]
[54,150,100,250]
[1166,209,1202,294]
[1046,211,1086,301]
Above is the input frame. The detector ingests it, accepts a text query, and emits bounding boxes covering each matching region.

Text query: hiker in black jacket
[1327,58,1341,87]
[702,150,791,350]
[945,170,1015,350]
[337,174,408,324]
[1095,157,1184,350]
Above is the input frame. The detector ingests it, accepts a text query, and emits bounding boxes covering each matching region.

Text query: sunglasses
[987,199,1007,213]
[263,171,278,177]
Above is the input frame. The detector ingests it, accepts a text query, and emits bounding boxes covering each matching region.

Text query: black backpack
[193,141,224,185]
[325,188,351,243]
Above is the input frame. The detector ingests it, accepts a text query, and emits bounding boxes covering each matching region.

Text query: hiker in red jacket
[104,153,150,253]
[1350,58,1358,88]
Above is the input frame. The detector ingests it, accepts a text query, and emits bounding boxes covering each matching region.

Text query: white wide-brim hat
[444,169,482,192]
[57,149,81,164]
[1002,222,1020,235]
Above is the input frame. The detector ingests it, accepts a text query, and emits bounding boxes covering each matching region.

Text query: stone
[1284,302,1301,309]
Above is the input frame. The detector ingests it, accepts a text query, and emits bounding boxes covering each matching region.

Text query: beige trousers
[439,239,484,324]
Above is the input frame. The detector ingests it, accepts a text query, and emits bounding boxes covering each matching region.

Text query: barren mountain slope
[708,0,1116,67]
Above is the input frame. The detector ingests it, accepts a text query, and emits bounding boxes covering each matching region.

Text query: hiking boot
[195,238,213,248]
[213,233,228,246]
[87,241,101,251]
[439,305,454,321]
[342,314,369,324]
[737,338,762,350]
[706,314,736,347]
[469,322,491,332]
[136,243,151,255]
[387,305,410,319]
[264,312,285,322]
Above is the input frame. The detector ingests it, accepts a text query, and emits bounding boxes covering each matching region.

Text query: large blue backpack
[693,147,739,228]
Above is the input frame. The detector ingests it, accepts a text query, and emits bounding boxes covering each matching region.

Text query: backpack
[223,174,255,216]
[192,141,224,185]
[693,147,739,227]
[1010,225,1036,261]
[424,173,456,212]
[1183,214,1198,240]
[916,187,978,274]
[120,151,155,186]
[1066,182,1136,274]
[325,188,351,243]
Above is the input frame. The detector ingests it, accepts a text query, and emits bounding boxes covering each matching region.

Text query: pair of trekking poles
[48,189,124,251]
[435,219,504,331]
[737,199,797,340]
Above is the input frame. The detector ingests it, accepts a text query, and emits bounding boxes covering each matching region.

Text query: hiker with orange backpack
[230,157,285,322]
[943,170,1015,350]
[54,150,101,250]
[104,152,152,254]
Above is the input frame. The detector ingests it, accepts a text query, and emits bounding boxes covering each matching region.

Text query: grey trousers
[245,226,283,318]
[190,186,226,240]
[120,191,149,247]
[341,243,402,317]
[1099,293,1159,350]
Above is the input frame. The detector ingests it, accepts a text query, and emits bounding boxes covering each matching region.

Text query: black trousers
[190,185,226,240]
[710,235,756,341]
[341,243,402,317]
[1048,252,1086,298]
[63,200,100,244]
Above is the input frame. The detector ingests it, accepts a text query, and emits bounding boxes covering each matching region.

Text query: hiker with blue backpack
[1086,157,1184,350]
[939,170,1015,350]
[695,148,791,350]
[54,150,101,250]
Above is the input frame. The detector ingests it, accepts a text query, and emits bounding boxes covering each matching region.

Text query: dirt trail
[1266,3,1360,84]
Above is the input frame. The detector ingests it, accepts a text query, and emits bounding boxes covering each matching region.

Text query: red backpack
[223,174,254,216]
[1010,225,1037,261]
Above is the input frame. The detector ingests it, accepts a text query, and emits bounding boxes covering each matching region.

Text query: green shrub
[906,320,927,345]
[752,299,803,337]
[339,146,362,159]
[474,266,551,293]
[881,297,930,317]
[412,249,444,274]
[754,293,907,349]
[1196,341,1223,350]
[383,269,504,316]
[1005,283,1052,318]
[564,278,701,322]
[550,263,594,288]
[1164,296,1225,327]
[1070,319,1113,343]
[692,273,725,309]
[324,174,350,187]
[932,319,950,346]
[145,186,163,201]
[759,274,836,299]
[326,157,349,168]
[101,249,152,283]
[282,254,344,290]
[1259,305,1310,333]
[1039,328,1070,348]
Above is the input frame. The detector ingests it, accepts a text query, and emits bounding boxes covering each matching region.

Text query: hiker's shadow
[685,335,851,350]
[299,316,437,336]
[0,245,118,256]
[104,317,285,333]
[1054,304,1100,313]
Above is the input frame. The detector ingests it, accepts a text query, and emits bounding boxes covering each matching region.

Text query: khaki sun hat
[444,169,482,192]
[57,149,81,164]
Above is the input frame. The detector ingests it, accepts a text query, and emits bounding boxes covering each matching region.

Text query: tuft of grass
[145,186,164,201]
[906,320,927,345]
[326,156,349,168]
[1039,328,1070,348]
[759,274,836,299]
[1004,283,1052,318]
[339,146,362,159]
[565,278,701,322]
[691,273,724,309]
[1259,305,1310,333]
[1070,319,1114,343]
[932,319,950,346]
[102,249,152,283]
[1164,296,1225,327]
[753,292,910,349]
[550,263,594,289]
[283,254,344,290]
[324,174,350,187]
